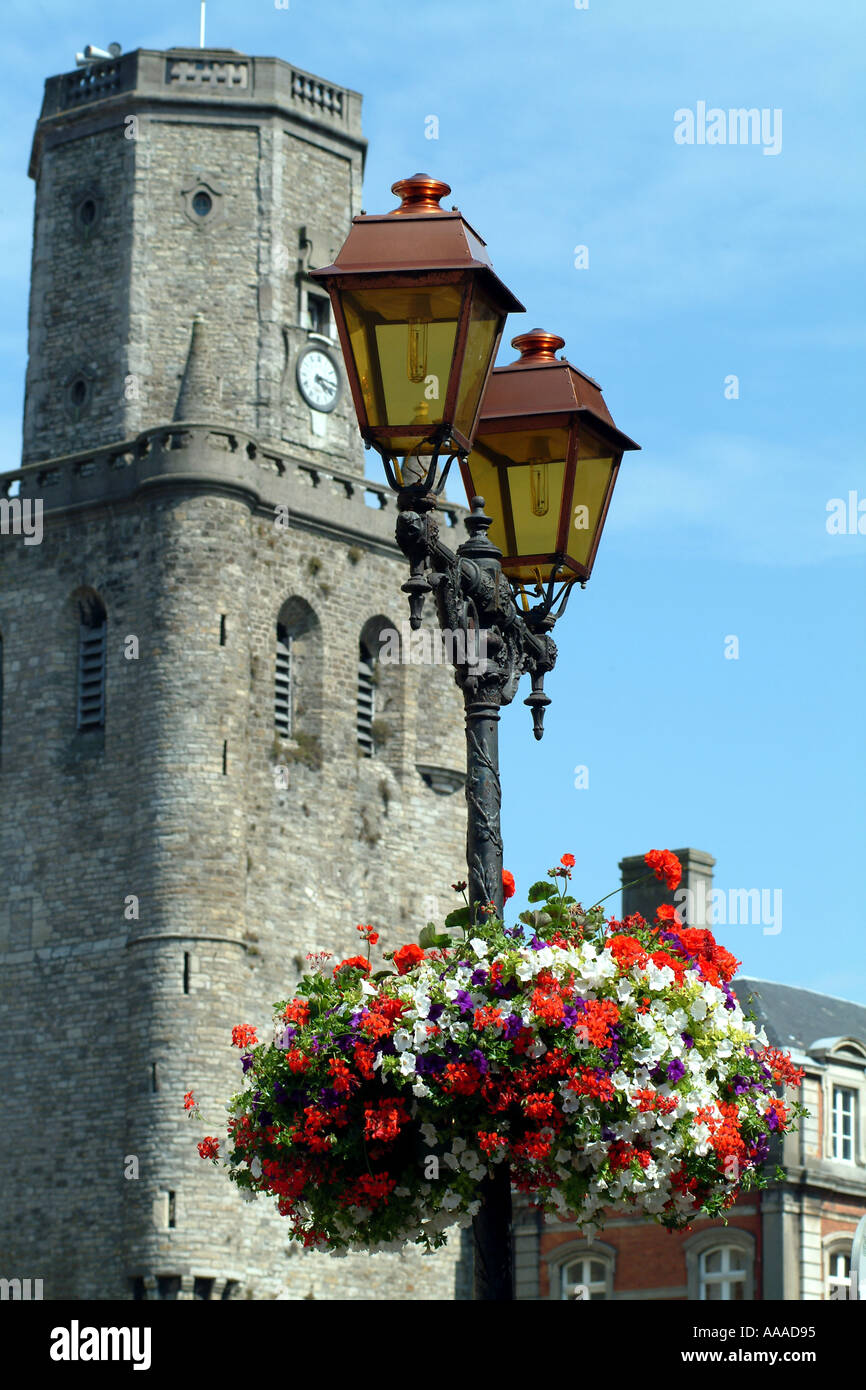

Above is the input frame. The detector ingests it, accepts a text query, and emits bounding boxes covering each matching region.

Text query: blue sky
[2,1,864,999]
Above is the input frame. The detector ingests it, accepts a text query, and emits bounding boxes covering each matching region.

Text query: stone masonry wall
[0,447,470,1300]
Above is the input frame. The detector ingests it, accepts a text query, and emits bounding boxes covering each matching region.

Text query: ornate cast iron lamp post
[313,175,639,1300]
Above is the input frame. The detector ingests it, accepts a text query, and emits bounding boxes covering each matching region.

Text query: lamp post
[312,175,638,1300]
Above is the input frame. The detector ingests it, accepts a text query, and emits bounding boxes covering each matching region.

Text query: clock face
[297,347,340,413]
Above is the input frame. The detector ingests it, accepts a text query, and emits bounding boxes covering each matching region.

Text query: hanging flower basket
[188,852,805,1253]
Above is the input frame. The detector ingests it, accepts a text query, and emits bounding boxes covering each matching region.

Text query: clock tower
[0,46,470,1300]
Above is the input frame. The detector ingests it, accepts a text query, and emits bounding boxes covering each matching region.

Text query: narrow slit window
[222,740,228,775]
[219,615,226,646]
[182,952,190,995]
[167,1192,176,1229]
[151,1062,159,1094]
[274,624,292,737]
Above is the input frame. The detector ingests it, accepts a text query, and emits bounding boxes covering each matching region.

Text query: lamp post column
[463,690,513,1301]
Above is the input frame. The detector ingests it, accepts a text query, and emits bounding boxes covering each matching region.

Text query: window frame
[546,1238,616,1302]
[683,1226,755,1302]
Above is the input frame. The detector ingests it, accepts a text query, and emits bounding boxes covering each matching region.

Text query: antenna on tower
[200,1,206,48]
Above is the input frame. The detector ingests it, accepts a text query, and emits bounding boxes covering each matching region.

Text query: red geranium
[333,955,372,977]
[502,869,516,900]
[656,902,683,926]
[645,849,682,891]
[231,1025,258,1049]
[393,943,425,975]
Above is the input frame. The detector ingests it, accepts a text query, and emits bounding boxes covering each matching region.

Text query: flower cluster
[193,853,805,1253]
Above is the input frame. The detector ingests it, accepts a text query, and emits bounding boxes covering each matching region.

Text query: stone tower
[0,46,470,1300]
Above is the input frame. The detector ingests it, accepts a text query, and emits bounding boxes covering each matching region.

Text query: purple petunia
[680,1031,695,1049]
[667,1057,687,1083]
[454,989,475,1016]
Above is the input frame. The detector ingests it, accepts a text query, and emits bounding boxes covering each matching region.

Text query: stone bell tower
[0,46,470,1300]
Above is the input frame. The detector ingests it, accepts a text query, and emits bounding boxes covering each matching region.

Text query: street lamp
[314,177,638,1301]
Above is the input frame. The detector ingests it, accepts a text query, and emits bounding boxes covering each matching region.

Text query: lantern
[311,174,523,484]
[461,329,639,606]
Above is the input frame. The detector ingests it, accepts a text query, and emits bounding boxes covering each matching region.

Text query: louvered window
[78,617,106,729]
[274,626,292,736]
[357,643,375,756]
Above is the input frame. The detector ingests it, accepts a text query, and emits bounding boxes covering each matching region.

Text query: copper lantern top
[389,173,453,214]
[477,328,639,452]
[311,174,523,311]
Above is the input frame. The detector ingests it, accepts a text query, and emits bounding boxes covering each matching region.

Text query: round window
[192,190,213,217]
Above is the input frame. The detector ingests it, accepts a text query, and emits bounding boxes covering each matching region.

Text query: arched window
[684,1226,755,1301]
[357,617,401,758]
[76,590,107,730]
[274,598,320,747]
[827,1248,851,1299]
[823,1231,856,1300]
[698,1245,747,1300]
[0,624,4,765]
[546,1239,616,1301]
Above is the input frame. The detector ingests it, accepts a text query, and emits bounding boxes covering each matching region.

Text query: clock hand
[314,374,337,393]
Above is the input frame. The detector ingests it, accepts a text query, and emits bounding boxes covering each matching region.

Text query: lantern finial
[511,328,566,363]
[390,174,452,215]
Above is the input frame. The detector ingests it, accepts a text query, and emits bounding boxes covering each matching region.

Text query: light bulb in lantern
[528,435,551,517]
[407,317,429,384]
[529,462,549,516]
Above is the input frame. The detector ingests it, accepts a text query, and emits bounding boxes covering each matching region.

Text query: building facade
[0,46,471,1300]
[515,851,866,1300]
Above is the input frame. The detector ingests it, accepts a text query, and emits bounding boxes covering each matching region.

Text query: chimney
[618,848,715,927]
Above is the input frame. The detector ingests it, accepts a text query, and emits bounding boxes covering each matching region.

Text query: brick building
[514,851,866,1300]
[0,45,472,1300]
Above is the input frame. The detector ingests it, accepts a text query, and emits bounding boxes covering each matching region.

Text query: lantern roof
[311,173,524,314]
[477,328,640,454]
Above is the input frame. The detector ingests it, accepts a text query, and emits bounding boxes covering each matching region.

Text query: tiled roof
[733,977,866,1054]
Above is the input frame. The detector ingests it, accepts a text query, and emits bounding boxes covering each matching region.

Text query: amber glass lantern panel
[341,284,463,452]
[570,446,616,570]
[453,289,504,442]
[464,426,571,567]
[464,424,617,586]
